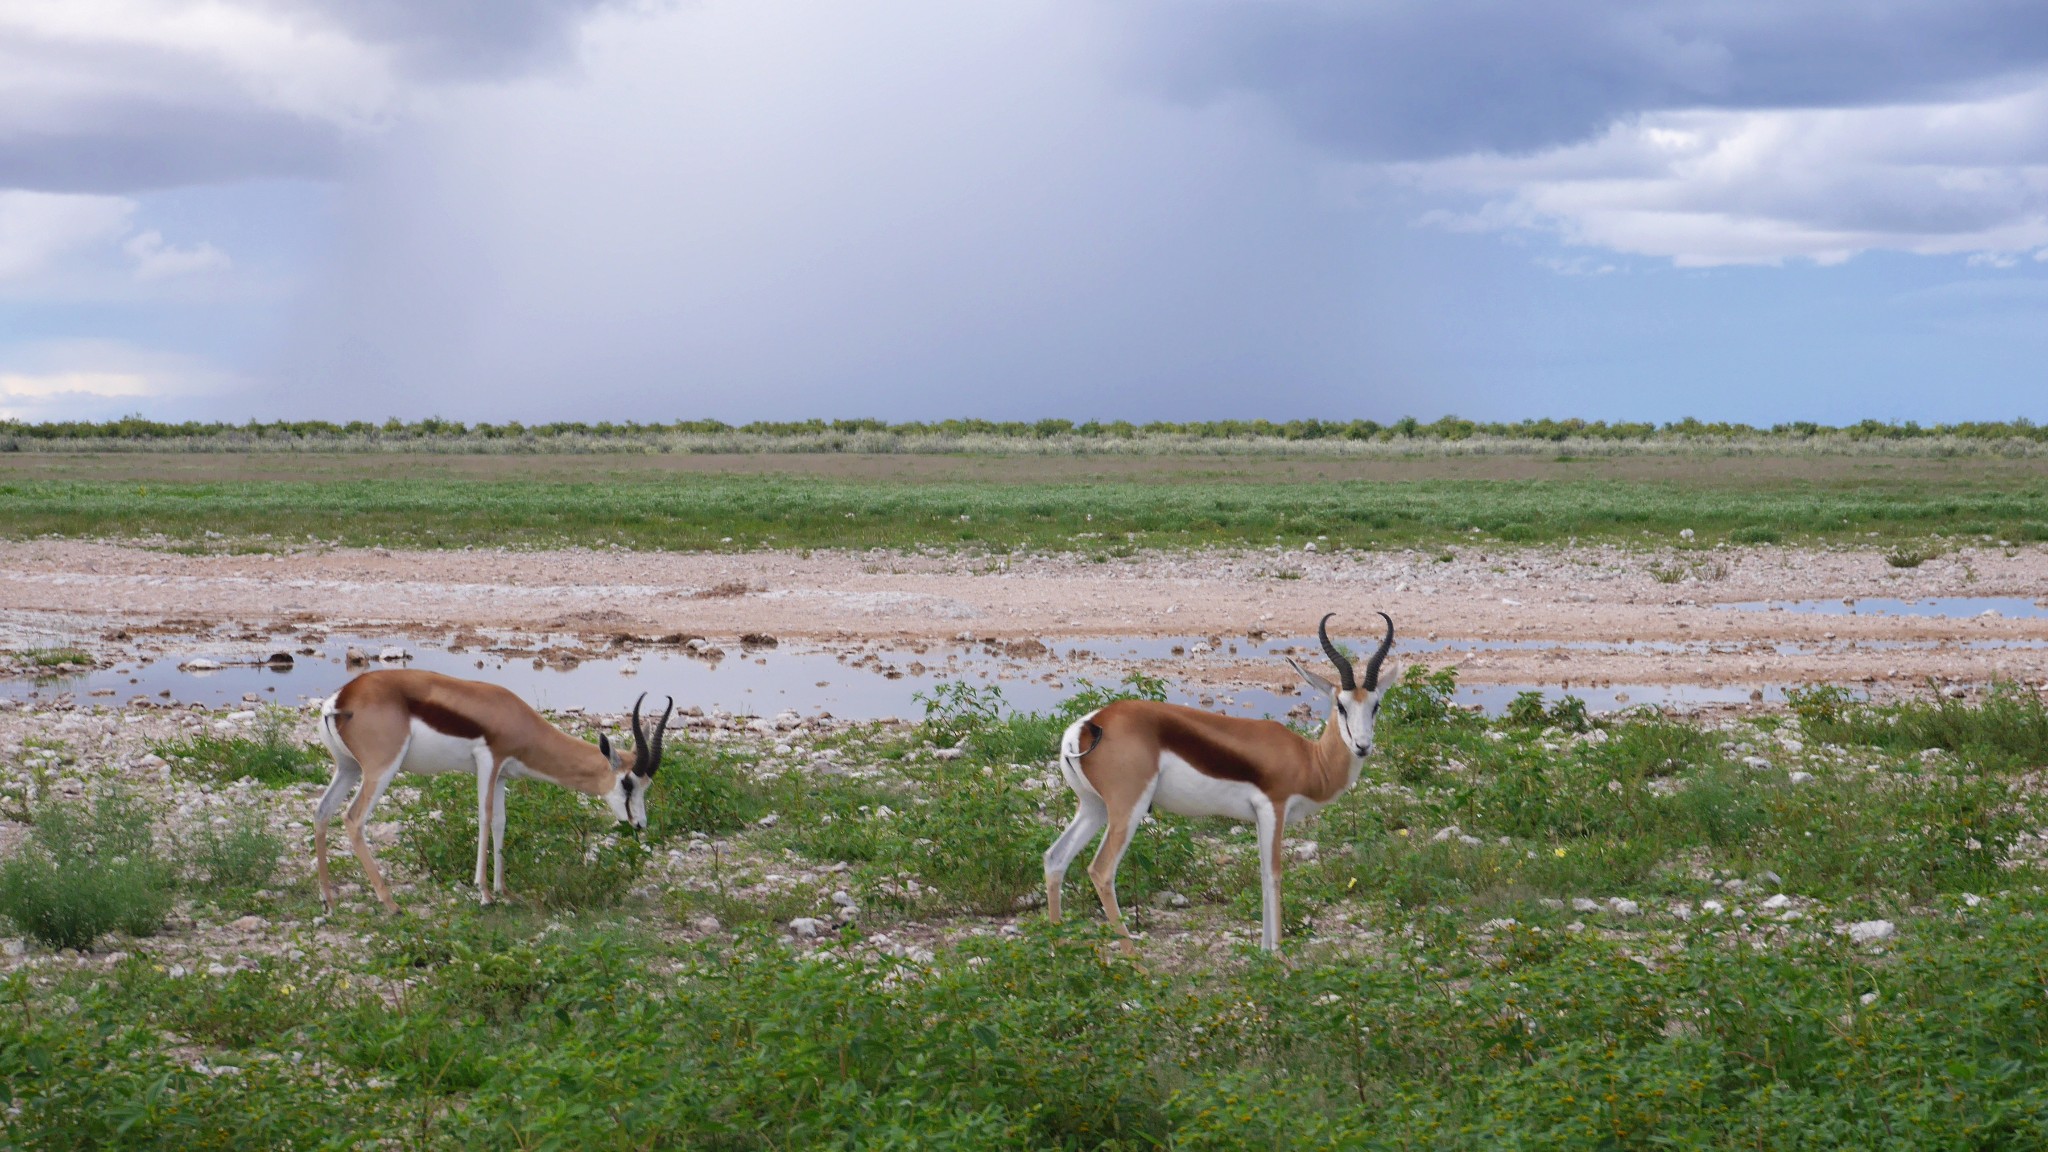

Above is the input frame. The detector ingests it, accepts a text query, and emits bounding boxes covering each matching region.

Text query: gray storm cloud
[8,0,2048,422]
[281,1,1412,420]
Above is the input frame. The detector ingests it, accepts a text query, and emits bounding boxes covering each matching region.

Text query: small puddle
[5,630,1790,721]
[1719,596,2048,619]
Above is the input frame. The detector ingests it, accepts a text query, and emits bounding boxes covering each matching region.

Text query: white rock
[1701,900,1725,915]
[1963,892,1983,908]
[1571,898,1602,913]
[229,915,267,931]
[1150,890,1190,909]
[377,646,409,662]
[1479,918,1518,932]
[931,747,966,761]
[1761,894,1792,911]
[1860,992,1880,1006]
[1742,756,1773,771]
[690,915,721,934]
[831,890,857,908]
[227,710,257,723]
[1846,919,1896,944]
[1787,771,1814,784]
[1302,542,1317,553]
[180,658,222,671]
[1431,826,1463,843]
[1608,898,1640,916]
[1679,528,1695,541]
[1670,903,1692,921]
[787,917,825,940]
[1288,841,1318,861]
[756,812,779,827]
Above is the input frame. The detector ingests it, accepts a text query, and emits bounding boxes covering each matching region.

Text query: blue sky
[4,1,2048,425]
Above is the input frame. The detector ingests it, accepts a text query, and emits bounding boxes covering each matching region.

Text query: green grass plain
[3,451,2047,550]
[10,677,2048,1147]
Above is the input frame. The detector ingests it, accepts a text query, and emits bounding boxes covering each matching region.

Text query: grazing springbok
[315,669,671,912]
[1046,613,1395,952]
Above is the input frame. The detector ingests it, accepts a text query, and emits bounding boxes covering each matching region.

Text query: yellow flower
[1554,847,1568,857]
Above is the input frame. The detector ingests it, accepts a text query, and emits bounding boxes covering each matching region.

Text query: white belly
[399,717,487,776]
[1151,751,1264,822]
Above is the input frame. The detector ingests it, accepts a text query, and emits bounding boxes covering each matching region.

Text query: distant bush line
[6,415,2048,456]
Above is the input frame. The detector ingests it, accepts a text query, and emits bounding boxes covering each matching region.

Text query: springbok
[315,669,671,912]
[1045,613,1395,951]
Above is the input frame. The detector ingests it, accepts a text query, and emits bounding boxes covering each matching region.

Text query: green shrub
[1381,663,1463,730]
[0,789,175,950]
[2020,520,2048,542]
[645,744,768,838]
[1797,681,2048,772]
[1728,524,1782,544]
[152,707,329,786]
[396,775,644,910]
[1503,691,1590,732]
[188,811,283,892]
[897,760,1044,915]
[1885,543,1942,568]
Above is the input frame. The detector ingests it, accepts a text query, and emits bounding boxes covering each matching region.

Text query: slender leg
[1254,799,1284,951]
[1043,794,1107,924]
[473,749,494,901]
[490,771,508,897]
[344,753,405,913]
[313,758,362,912]
[1086,791,1153,955]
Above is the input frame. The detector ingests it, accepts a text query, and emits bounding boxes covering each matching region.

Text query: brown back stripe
[412,699,487,740]
[1155,714,1265,785]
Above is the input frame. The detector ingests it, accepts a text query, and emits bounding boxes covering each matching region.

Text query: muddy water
[3,630,1793,720]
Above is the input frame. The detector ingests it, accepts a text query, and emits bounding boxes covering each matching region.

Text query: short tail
[1057,714,1106,799]
[1075,720,1103,758]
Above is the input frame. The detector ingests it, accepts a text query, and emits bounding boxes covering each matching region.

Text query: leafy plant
[1727,524,1783,544]
[1885,542,1943,568]
[1503,691,1590,732]
[644,743,768,839]
[152,707,329,786]
[188,811,284,893]
[396,775,644,910]
[0,789,175,950]
[1381,663,1463,729]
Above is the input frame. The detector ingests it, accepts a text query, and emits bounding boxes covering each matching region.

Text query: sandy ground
[2,540,2047,693]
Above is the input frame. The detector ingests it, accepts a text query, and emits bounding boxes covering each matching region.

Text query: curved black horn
[1362,612,1395,691]
[645,696,675,777]
[629,692,649,769]
[1318,613,1355,691]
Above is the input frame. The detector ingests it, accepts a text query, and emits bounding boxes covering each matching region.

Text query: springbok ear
[598,733,613,761]
[1285,655,1337,697]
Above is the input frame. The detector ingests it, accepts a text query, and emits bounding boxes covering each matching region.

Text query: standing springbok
[315,669,672,912]
[1046,612,1395,952]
